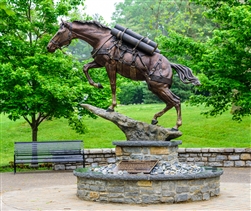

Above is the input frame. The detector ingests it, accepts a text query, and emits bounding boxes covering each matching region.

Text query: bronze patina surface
[47,20,201,130]
[118,160,158,174]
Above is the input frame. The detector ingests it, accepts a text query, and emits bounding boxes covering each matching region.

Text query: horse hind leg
[173,102,182,131]
[151,104,173,125]
[151,87,182,130]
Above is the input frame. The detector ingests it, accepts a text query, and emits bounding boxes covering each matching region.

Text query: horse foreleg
[106,63,117,112]
[83,61,103,88]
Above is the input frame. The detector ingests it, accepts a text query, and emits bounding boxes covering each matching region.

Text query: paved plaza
[1,168,250,210]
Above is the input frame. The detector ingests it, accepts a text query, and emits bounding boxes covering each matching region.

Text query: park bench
[14,140,85,174]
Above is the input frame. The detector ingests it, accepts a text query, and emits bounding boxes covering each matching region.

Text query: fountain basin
[74,167,223,204]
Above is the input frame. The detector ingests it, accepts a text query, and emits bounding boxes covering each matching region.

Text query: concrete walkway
[1,168,250,210]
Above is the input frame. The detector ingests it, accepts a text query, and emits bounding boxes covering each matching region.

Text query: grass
[115,104,250,148]
[1,103,250,169]
[0,164,53,173]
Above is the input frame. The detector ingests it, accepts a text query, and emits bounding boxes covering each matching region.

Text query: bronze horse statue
[47,20,200,130]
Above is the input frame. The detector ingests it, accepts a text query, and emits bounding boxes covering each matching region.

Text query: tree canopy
[0,0,111,141]
[157,0,251,121]
[111,0,215,40]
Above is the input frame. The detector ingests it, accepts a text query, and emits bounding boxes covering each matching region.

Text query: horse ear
[61,19,65,25]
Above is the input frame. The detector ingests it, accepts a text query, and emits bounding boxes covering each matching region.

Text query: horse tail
[170,63,201,86]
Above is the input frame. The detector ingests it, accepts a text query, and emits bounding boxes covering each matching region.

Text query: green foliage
[1,53,79,118]
[117,80,144,105]
[111,0,215,40]
[117,81,166,105]
[0,1,14,16]
[0,0,111,141]
[157,0,251,121]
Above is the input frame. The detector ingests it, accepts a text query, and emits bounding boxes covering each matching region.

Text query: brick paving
[1,168,250,211]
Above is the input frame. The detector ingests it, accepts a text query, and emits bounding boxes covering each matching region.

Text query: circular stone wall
[74,167,223,204]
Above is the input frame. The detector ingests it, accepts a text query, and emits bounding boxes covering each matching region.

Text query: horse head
[47,20,73,52]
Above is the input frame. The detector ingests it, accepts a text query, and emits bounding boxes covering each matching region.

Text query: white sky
[84,0,123,23]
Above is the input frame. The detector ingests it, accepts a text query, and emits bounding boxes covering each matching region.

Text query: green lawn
[1,103,250,168]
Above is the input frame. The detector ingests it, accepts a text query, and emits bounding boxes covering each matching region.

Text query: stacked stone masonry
[53,148,250,170]
[54,148,116,170]
[76,176,220,203]
[74,141,223,204]
[115,143,180,164]
[178,148,251,167]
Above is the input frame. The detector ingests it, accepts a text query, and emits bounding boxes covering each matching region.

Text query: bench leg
[14,155,16,174]
[83,154,85,168]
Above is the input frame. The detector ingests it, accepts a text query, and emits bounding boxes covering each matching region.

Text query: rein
[91,35,114,58]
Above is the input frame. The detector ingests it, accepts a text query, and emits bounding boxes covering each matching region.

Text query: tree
[111,0,215,40]
[117,80,144,105]
[0,0,111,141]
[157,0,251,121]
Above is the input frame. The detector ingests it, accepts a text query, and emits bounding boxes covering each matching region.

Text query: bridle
[50,22,73,50]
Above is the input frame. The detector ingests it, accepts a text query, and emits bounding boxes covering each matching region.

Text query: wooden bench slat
[15,157,84,164]
[15,154,83,159]
[15,150,81,156]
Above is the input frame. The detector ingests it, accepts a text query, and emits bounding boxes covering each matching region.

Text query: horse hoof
[171,128,178,131]
[106,108,114,112]
[98,83,103,89]
[151,119,158,125]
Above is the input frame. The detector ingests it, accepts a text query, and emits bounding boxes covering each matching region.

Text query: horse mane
[72,20,110,30]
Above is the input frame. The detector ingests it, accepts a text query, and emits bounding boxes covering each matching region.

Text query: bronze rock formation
[81,104,182,141]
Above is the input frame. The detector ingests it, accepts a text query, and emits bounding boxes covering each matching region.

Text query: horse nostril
[47,45,52,52]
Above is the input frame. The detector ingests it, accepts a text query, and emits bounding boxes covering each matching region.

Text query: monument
[73,105,223,204]
[47,20,201,131]
[47,20,223,204]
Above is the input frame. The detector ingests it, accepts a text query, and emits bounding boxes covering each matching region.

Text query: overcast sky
[84,0,123,23]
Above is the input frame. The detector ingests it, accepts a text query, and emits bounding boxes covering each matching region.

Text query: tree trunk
[31,114,38,167]
[32,126,38,142]
[31,114,38,142]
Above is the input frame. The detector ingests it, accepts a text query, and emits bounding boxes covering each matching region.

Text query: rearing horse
[47,20,200,130]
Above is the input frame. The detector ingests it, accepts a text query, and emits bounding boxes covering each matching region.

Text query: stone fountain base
[74,171,221,203]
[74,141,223,204]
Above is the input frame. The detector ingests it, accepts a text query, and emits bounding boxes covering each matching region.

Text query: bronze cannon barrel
[114,24,160,53]
[111,28,159,55]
